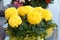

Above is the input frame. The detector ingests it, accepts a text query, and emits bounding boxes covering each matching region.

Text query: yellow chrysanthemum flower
[5,7,18,19]
[33,7,43,12]
[33,7,43,19]
[42,9,52,21]
[27,11,42,25]
[17,6,33,16]
[8,15,22,28]
[46,28,53,38]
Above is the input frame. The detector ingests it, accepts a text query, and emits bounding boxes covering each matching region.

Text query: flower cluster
[5,6,57,39]
[5,6,52,27]
[5,7,22,28]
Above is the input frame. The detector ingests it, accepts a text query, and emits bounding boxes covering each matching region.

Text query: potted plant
[5,6,57,40]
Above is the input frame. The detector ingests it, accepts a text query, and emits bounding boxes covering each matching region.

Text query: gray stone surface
[0,17,6,26]
[0,0,4,10]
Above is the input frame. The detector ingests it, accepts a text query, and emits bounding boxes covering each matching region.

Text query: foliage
[11,0,54,8]
[23,0,54,8]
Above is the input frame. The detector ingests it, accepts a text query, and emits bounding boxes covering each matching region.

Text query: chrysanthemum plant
[5,6,57,40]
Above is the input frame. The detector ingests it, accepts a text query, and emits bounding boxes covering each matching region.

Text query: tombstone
[0,0,3,10]
[0,0,5,16]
